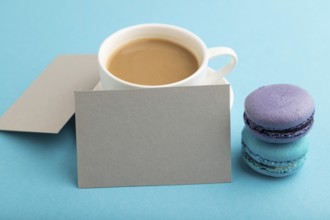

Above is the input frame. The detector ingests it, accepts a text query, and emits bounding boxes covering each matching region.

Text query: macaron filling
[241,141,307,177]
[244,112,314,140]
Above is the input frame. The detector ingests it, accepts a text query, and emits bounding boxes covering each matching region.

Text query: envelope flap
[0,55,99,133]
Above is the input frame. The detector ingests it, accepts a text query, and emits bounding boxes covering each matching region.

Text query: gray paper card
[75,85,231,188]
[0,55,99,133]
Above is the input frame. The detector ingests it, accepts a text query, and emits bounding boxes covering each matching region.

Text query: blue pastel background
[1,0,329,219]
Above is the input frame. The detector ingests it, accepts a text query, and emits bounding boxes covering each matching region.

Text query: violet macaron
[244,84,314,143]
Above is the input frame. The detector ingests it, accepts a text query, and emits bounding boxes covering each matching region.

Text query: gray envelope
[0,55,99,133]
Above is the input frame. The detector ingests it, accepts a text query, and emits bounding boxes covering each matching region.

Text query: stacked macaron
[241,84,315,177]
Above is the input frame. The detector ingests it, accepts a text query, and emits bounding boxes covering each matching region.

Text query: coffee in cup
[107,38,199,86]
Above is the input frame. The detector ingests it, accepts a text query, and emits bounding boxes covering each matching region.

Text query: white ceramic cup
[98,23,237,90]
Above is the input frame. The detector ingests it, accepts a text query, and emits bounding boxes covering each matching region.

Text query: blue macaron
[244,84,314,143]
[241,127,308,177]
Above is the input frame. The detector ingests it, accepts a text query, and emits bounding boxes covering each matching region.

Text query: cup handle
[207,47,238,78]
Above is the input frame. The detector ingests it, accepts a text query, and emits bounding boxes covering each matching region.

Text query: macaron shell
[242,127,308,161]
[244,84,314,130]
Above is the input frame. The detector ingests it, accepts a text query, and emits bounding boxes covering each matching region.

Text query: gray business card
[75,85,231,188]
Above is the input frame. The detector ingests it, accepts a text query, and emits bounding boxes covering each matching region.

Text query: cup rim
[98,23,208,88]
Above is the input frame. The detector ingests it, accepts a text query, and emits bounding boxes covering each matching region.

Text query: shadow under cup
[98,24,209,90]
